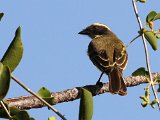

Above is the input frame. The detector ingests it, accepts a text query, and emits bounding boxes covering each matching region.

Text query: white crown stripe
[92,23,111,31]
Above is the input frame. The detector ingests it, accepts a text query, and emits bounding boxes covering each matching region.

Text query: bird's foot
[96,81,103,87]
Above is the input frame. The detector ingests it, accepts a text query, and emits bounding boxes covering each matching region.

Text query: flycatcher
[79,23,128,96]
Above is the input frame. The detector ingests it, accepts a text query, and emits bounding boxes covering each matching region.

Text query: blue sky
[0,0,160,120]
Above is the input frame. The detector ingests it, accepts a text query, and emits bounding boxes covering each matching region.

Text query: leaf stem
[0,101,12,119]
[126,34,141,48]
[11,75,67,120]
[132,0,160,109]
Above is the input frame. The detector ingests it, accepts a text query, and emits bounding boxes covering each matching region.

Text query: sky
[0,0,160,120]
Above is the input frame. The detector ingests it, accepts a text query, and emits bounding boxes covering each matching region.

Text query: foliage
[79,88,93,120]
[0,0,160,120]
[0,106,33,120]
[0,13,4,21]
[38,87,54,104]
[1,26,23,72]
[130,1,160,109]
[0,63,11,100]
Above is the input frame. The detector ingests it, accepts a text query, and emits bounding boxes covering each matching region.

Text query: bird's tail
[108,68,127,96]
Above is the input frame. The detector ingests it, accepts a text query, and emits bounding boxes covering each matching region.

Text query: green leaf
[38,87,51,98]
[132,67,146,76]
[156,34,160,39]
[0,62,11,100]
[140,96,148,102]
[48,116,56,120]
[0,107,32,120]
[0,13,4,21]
[13,111,31,120]
[0,107,18,118]
[153,13,160,21]
[79,88,93,120]
[141,101,148,107]
[30,118,35,120]
[145,88,150,97]
[144,30,158,50]
[151,99,158,105]
[157,87,160,92]
[1,26,23,72]
[151,104,155,108]
[150,99,157,108]
[146,11,157,23]
[38,87,54,104]
[137,0,146,3]
[154,76,160,83]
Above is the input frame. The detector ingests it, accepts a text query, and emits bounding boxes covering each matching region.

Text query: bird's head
[78,23,111,39]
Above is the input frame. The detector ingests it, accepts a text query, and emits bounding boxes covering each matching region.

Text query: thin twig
[132,0,160,109]
[0,101,12,119]
[126,34,141,48]
[11,75,67,120]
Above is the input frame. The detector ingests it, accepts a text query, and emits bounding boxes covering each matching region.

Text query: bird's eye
[89,26,95,30]
[93,26,98,29]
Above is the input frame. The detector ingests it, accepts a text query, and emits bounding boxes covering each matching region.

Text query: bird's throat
[89,35,103,39]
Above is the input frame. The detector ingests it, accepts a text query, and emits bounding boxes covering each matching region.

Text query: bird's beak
[78,29,88,35]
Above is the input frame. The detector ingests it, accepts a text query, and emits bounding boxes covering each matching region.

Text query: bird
[78,23,128,96]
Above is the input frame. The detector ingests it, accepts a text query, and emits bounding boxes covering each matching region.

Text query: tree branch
[11,75,66,120]
[2,72,159,110]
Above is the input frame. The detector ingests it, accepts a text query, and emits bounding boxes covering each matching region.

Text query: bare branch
[3,73,159,110]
